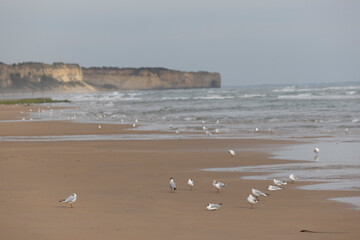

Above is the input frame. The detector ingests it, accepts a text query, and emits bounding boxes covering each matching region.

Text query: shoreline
[1,105,360,239]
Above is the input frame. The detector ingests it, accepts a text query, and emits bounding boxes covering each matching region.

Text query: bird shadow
[54,205,72,209]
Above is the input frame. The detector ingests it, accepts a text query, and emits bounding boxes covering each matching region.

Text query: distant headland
[0,62,221,93]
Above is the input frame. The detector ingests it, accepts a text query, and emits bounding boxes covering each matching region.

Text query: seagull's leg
[70,203,73,208]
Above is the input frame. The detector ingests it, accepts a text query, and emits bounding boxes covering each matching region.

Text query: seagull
[206,203,222,211]
[187,179,194,190]
[268,185,283,191]
[251,188,269,200]
[228,150,237,157]
[132,123,136,128]
[98,125,102,129]
[314,148,320,160]
[247,194,258,208]
[59,193,77,208]
[212,180,229,193]
[169,177,176,193]
[205,131,212,136]
[175,130,180,134]
[289,173,299,183]
[215,128,220,134]
[273,179,288,186]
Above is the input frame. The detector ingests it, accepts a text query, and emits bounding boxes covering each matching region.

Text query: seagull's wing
[63,194,75,203]
[170,181,176,189]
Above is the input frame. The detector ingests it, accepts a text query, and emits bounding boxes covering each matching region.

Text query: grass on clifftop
[0,98,70,105]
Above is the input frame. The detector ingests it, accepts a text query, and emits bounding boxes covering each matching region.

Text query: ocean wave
[325,85,360,91]
[272,84,360,94]
[193,95,235,100]
[277,94,360,100]
[241,94,266,98]
[160,97,191,101]
[272,86,297,92]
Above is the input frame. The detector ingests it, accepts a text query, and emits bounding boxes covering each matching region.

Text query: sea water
[2,82,360,208]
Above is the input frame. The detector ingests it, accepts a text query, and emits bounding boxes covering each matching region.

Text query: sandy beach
[1,105,359,240]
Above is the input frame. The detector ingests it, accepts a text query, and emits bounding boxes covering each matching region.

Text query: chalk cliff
[0,62,221,92]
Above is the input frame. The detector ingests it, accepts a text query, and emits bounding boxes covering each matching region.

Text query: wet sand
[0,105,359,240]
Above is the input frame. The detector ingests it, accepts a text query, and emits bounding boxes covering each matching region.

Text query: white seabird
[289,173,299,183]
[59,193,77,208]
[169,177,176,193]
[247,194,258,208]
[273,179,288,186]
[314,148,320,160]
[251,188,268,199]
[187,178,194,190]
[268,185,283,191]
[228,150,237,157]
[206,203,222,211]
[212,180,229,193]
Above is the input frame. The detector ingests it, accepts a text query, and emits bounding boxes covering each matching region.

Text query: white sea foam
[272,86,297,92]
[277,94,360,100]
[193,95,235,100]
[241,94,265,98]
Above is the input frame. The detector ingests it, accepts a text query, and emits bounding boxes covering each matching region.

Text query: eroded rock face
[0,62,93,92]
[0,62,221,92]
[82,67,221,90]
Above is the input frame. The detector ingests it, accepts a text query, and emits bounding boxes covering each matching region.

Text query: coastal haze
[1,0,359,86]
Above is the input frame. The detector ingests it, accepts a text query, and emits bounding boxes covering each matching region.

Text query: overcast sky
[0,0,359,86]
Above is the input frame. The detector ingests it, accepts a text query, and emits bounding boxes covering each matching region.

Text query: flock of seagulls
[247,173,299,208]
[169,172,299,211]
[168,147,312,211]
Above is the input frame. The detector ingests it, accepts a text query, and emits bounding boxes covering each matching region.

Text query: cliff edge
[82,67,221,90]
[0,62,221,92]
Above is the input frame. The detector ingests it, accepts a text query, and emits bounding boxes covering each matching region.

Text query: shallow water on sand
[204,141,360,209]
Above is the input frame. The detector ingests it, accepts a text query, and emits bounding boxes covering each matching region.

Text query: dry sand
[0,105,359,240]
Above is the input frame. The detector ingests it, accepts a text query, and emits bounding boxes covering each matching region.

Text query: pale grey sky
[0,0,359,86]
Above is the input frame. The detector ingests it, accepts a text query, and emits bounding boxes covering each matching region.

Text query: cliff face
[0,62,94,92]
[0,62,221,92]
[82,67,221,90]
